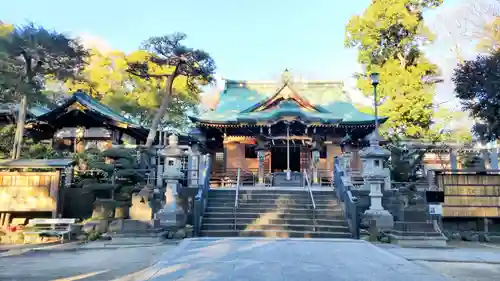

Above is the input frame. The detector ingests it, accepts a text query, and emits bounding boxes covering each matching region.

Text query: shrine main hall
[189,70,384,186]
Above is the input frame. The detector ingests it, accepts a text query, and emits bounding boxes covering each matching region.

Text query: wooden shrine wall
[0,172,60,214]
[436,173,500,217]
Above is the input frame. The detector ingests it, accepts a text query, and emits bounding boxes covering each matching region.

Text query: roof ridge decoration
[240,69,325,113]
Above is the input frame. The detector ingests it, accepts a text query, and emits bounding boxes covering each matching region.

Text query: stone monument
[360,135,394,229]
[155,134,186,228]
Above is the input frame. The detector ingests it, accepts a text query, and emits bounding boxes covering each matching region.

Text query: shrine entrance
[270,145,302,172]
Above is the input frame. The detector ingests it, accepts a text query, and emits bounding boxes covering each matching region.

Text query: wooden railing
[210,168,257,187]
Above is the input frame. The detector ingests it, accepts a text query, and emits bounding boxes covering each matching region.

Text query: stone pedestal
[155,134,187,228]
[129,192,155,221]
[360,138,394,230]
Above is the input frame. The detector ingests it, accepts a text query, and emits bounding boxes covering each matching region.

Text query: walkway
[138,238,450,281]
[382,244,500,264]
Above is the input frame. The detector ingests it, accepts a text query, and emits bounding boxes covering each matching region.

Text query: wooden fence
[436,171,500,217]
[0,172,61,217]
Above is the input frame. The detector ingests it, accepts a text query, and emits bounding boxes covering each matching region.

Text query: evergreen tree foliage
[79,147,147,207]
[345,0,443,138]
[453,51,500,141]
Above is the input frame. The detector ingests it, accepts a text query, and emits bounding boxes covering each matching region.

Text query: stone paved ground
[3,238,500,280]
[0,243,176,281]
[379,243,500,281]
[415,261,500,281]
[141,238,450,281]
[380,244,500,263]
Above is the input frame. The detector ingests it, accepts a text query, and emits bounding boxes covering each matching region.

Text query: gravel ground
[0,244,176,281]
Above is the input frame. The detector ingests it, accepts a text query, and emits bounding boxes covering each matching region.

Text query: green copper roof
[37,91,141,128]
[238,100,341,124]
[192,73,387,126]
[72,92,141,127]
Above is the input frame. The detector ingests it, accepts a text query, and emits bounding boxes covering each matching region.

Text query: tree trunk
[12,95,27,159]
[145,74,176,148]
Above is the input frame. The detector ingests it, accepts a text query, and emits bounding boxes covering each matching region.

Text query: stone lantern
[155,134,186,227]
[360,135,394,229]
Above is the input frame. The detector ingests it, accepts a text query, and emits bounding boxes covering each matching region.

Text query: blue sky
[1,0,472,106]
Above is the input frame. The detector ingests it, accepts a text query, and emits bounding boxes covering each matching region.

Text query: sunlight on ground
[51,270,109,281]
[152,263,191,279]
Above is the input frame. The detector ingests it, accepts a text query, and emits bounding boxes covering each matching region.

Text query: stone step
[388,230,444,237]
[207,202,342,210]
[201,189,350,239]
[201,223,350,233]
[208,193,312,200]
[206,206,344,216]
[204,212,310,220]
[206,207,310,215]
[207,198,339,207]
[200,229,352,239]
[202,217,348,226]
[208,190,336,195]
[204,212,346,221]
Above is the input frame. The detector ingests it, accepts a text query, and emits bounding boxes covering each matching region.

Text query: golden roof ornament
[281,69,292,85]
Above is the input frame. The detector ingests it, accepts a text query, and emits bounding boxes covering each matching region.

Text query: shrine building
[190,70,387,186]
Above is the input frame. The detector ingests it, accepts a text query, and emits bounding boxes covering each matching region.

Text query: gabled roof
[36,91,142,128]
[191,70,387,126]
[0,104,50,120]
[30,91,148,140]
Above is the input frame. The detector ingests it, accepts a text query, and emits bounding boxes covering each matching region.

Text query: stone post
[360,136,393,229]
[188,144,201,187]
[256,148,266,186]
[489,142,499,170]
[482,148,491,169]
[156,134,186,228]
[449,148,458,170]
[311,149,320,186]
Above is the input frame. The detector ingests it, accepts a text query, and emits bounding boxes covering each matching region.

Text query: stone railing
[334,157,360,239]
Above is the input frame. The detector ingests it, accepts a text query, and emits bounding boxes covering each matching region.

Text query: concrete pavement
[380,244,500,264]
[138,238,450,281]
[3,238,500,280]
[0,243,177,281]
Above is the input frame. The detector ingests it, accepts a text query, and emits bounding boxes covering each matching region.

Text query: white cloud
[75,32,112,53]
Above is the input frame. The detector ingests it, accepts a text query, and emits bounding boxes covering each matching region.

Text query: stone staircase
[201,189,353,238]
[384,207,448,247]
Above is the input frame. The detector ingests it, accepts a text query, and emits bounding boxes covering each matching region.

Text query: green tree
[79,147,146,219]
[0,21,13,37]
[453,51,500,141]
[0,124,57,159]
[429,106,472,142]
[0,23,88,104]
[127,33,216,147]
[345,0,443,138]
[64,48,199,129]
